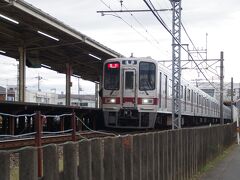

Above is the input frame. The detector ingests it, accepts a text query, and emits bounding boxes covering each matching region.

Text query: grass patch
[192,144,236,180]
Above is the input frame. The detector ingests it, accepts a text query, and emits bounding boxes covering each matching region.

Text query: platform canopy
[0,0,123,82]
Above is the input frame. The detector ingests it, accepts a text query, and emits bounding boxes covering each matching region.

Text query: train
[102,57,231,129]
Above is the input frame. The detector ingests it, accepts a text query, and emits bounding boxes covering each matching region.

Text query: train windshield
[139,62,156,90]
[104,62,120,90]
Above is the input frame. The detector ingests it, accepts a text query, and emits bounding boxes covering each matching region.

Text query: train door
[122,69,136,108]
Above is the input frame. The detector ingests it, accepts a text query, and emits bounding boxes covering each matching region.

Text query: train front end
[102,58,158,129]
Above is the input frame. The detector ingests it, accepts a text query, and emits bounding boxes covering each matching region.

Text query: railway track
[0,131,115,150]
[0,125,214,150]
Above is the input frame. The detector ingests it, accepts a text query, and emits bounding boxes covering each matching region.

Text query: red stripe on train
[123,97,135,103]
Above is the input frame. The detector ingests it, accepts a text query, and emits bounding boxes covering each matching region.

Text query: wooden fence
[0,123,236,180]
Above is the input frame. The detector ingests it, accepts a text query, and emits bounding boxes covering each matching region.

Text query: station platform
[199,144,240,180]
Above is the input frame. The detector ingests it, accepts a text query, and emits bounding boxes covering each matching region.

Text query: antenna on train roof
[130,53,134,57]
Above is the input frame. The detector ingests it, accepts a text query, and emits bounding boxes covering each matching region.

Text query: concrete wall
[0,123,236,180]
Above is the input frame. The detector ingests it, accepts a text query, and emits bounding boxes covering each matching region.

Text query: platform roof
[0,0,123,82]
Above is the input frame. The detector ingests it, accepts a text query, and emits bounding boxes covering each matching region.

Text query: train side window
[187,89,190,101]
[184,86,187,111]
[169,79,172,97]
[191,90,193,112]
[164,75,167,108]
[180,85,183,99]
[196,93,199,113]
[159,72,162,108]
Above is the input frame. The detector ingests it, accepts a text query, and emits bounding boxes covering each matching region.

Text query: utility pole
[170,0,182,129]
[37,74,42,92]
[220,51,224,124]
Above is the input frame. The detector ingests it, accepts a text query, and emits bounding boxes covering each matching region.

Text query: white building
[57,94,96,108]
[0,85,96,107]
[25,90,58,104]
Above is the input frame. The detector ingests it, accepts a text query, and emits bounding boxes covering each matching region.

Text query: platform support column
[18,47,26,102]
[95,83,100,108]
[66,63,72,106]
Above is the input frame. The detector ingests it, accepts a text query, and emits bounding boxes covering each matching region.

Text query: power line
[181,23,219,76]
[115,0,161,45]
[143,0,217,89]
[98,0,163,51]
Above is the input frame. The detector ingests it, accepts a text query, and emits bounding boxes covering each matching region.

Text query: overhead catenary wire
[98,0,164,52]
[181,23,219,77]
[115,0,160,45]
[143,0,218,90]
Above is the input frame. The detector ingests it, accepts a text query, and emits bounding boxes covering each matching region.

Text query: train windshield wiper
[110,90,115,95]
[141,79,150,95]
[143,88,149,95]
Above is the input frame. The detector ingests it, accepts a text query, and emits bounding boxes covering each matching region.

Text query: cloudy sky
[0,0,240,94]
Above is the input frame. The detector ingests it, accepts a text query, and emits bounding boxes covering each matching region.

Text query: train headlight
[110,98,116,103]
[104,97,118,104]
[142,98,154,105]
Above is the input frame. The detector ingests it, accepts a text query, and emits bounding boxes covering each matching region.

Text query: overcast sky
[1,0,240,94]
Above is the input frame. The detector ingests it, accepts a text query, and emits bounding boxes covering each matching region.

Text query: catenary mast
[170,0,182,129]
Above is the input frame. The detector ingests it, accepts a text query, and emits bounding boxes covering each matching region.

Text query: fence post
[71,111,76,141]
[114,137,124,180]
[123,135,133,180]
[133,135,141,180]
[0,151,10,180]
[43,144,59,180]
[63,142,78,180]
[19,147,38,180]
[103,137,115,180]
[141,134,148,180]
[91,138,103,180]
[154,133,159,180]
[35,111,42,178]
[79,139,91,180]
[147,133,154,180]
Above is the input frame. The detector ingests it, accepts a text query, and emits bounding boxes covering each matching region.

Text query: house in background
[0,86,5,101]
[0,86,16,101]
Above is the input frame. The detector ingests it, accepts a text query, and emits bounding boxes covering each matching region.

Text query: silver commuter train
[102,57,231,129]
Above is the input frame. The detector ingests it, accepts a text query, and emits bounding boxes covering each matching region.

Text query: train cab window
[184,86,187,111]
[139,62,156,91]
[104,62,120,90]
[125,71,134,89]
[197,93,199,113]
[163,74,168,108]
